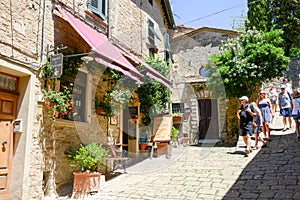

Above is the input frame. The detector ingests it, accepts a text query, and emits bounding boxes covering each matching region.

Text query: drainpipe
[107,0,111,38]
[38,0,47,68]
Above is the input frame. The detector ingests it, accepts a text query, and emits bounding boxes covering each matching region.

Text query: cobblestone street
[50,112,300,200]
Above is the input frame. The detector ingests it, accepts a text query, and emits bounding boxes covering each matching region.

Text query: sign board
[152,116,172,142]
[50,53,63,78]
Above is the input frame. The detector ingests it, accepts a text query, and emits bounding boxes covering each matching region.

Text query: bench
[105,145,129,173]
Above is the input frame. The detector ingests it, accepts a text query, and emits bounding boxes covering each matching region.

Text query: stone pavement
[53,112,300,200]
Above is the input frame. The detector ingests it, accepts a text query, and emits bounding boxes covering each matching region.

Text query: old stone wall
[0,0,55,199]
[171,28,238,143]
[110,0,166,58]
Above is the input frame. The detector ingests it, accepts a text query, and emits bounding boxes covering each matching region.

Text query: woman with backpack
[237,96,256,156]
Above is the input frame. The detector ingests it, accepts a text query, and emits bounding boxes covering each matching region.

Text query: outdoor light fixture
[81,56,94,63]
[135,81,143,87]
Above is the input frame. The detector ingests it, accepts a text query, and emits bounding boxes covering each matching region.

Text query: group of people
[237,79,300,157]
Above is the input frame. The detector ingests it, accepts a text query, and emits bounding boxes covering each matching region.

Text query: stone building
[0,0,174,199]
[170,26,238,144]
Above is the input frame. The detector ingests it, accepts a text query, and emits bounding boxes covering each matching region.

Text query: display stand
[150,115,172,159]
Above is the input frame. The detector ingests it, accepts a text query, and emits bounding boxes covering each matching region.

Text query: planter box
[172,116,183,121]
[73,172,101,195]
[95,108,105,115]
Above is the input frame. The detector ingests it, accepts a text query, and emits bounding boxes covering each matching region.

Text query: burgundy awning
[117,45,171,88]
[57,7,142,82]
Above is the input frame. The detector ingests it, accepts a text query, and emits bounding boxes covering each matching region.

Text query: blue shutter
[164,33,170,50]
[88,0,106,20]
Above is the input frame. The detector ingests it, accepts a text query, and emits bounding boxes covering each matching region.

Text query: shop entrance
[0,91,18,200]
[198,99,219,140]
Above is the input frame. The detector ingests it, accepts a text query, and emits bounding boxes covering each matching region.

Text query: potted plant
[43,87,73,120]
[171,126,179,141]
[95,97,116,117]
[172,112,183,121]
[67,143,108,195]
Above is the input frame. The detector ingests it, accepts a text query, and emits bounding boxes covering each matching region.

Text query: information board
[152,116,172,142]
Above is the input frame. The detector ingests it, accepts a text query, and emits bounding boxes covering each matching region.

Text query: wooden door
[0,91,17,200]
[0,121,13,200]
[198,99,219,140]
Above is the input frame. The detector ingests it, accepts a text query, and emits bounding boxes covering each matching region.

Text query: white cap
[280,84,286,89]
[239,96,249,102]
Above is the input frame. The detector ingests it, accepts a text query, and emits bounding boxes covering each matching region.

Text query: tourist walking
[292,88,300,139]
[251,102,267,149]
[278,85,293,131]
[256,90,273,141]
[283,78,293,94]
[268,84,278,113]
[237,96,256,156]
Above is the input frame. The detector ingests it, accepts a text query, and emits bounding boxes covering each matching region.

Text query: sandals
[262,143,267,148]
[244,149,251,157]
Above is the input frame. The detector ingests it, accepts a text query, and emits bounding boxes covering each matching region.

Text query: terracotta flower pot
[72,172,101,195]
[139,143,147,150]
[95,108,105,115]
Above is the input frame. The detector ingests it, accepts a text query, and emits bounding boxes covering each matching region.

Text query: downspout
[107,0,111,38]
[9,0,14,56]
[38,0,47,68]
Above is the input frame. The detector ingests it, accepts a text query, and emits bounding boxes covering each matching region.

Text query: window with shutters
[87,0,107,20]
[164,32,171,62]
[148,19,155,46]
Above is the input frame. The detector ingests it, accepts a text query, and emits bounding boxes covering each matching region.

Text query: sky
[170,0,248,30]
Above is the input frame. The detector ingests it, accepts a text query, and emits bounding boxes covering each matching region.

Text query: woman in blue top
[256,90,273,141]
[292,88,300,139]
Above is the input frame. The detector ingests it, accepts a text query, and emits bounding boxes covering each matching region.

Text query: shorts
[270,99,277,104]
[240,123,253,136]
[292,111,300,120]
[279,108,292,117]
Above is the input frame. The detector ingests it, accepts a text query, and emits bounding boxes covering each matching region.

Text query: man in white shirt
[283,78,292,94]
[278,84,293,131]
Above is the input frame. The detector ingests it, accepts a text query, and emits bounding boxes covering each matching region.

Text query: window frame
[172,103,185,114]
[87,0,107,21]
[148,19,155,46]
[59,69,91,123]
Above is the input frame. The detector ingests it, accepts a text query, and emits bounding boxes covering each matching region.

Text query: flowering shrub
[43,87,73,120]
[208,29,289,98]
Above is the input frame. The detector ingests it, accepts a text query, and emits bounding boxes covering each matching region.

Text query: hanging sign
[50,53,63,78]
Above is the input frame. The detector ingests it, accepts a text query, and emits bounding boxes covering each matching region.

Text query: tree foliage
[246,0,300,56]
[136,57,171,125]
[207,29,289,98]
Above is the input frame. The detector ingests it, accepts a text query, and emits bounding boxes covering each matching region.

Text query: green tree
[246,0,273,32]
[246,0,300,56]
[136,57,171,125]
[207,29,289,98]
